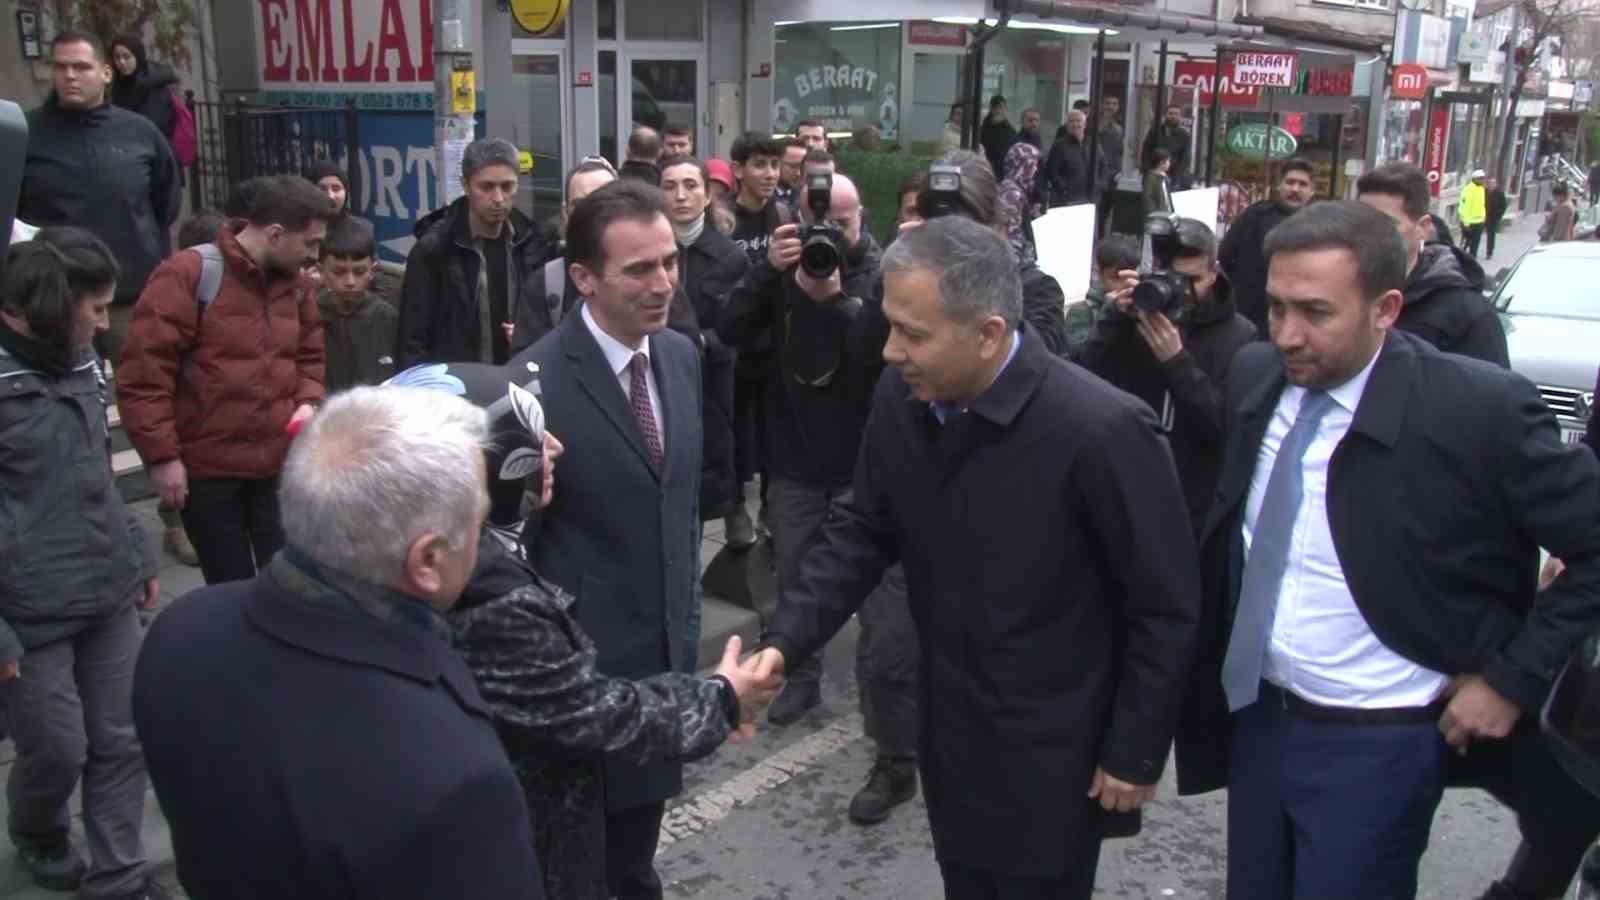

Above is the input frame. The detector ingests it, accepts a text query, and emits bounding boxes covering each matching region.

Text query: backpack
[177,244,223,378]
[168,87,197,167]
[192,243,223,308]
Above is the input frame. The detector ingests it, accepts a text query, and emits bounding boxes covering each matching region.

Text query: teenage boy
[317,216,397,393]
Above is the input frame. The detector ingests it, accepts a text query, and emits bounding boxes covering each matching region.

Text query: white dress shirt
[582,305,663,451]
[1243,350,1449,709]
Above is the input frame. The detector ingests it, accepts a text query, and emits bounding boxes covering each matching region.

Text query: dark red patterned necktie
[629,353,663,469]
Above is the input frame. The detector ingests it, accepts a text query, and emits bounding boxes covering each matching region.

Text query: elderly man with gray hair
[746,216,1201,899]
[398,137,552,368]
[132,387,548,900]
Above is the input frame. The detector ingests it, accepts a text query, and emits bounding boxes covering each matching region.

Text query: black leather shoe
[13,834,85,891]
[767,679,821,725]
[848,757,918,825]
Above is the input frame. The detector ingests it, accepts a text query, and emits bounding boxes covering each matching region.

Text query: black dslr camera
[1131,213,1210,323]
[799,167,844,279]
[921,164,964,220]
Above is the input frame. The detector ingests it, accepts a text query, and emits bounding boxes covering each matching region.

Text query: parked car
[1491,241,1599,446]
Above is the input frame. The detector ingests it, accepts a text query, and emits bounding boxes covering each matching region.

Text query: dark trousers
[764,477,843,685]
[180,477,285,585]
[1486,220,1501,257]
[856,564,919,759]
[1449,718,1600,897]
[939,836,1102,900]
[1464,223,1486,257]
[6,604,148,898]
[1227,694,1446,900]
[604,800,666,900]
[732,356,770,491]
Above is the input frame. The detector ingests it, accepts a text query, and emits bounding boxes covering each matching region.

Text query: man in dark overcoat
[746,216,1201,899]
[512,179,703,900]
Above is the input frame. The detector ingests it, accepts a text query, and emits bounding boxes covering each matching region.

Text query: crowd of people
[6,27,1600,900]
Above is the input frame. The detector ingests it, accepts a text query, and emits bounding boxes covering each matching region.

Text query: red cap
[706,158,736,192]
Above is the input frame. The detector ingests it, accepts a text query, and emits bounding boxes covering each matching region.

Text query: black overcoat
[766,327,1201,878]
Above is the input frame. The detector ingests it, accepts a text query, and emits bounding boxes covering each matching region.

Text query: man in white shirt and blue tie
[1179,200,1600,899]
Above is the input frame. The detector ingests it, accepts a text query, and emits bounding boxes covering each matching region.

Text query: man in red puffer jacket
[119,174,334,585]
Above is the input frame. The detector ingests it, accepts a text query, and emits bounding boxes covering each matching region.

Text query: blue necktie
[1221,390,1337,712]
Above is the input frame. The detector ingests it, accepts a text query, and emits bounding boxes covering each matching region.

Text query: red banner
[907,21,968,48]
[1424,104,1449,197]
[1172,59,1259,108]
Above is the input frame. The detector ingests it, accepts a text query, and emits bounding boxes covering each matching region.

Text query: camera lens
[800,229,841,279]
[1131,272,1187,316]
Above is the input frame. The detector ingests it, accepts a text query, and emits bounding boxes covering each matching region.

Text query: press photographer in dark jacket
[1357,163,1508,367]
[398,139,551,368]
[20,32,181,366]
[1077,216,1256,534]
[720,171,885,722]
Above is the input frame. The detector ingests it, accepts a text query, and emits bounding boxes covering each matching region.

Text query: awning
[994,0,1265,40]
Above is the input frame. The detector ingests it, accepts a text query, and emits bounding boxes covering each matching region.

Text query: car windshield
[1499,252,1600,320]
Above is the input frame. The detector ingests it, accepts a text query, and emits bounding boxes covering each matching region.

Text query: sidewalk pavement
[1480,212,1545,280]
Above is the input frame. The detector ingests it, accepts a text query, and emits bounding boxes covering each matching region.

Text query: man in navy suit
[511,179,703,900]
[1179,200,1600,899]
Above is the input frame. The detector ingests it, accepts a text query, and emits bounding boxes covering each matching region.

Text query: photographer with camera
[1076,215,1255,534]
[720,170,887,722]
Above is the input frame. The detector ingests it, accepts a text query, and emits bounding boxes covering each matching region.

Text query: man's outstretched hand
[1087,768,1156,813]
[715,637,785,742]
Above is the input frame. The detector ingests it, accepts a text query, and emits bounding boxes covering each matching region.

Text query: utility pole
[433,0,476,208]
[1493,3,1522,183]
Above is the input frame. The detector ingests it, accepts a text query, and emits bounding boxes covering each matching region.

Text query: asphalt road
[656,619,1526,900]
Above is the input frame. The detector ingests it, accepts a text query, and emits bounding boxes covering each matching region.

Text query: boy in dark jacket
[318,216,397,393]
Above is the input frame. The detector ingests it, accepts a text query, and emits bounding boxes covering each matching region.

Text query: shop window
[599,0,617,40]
[626,0,702,41]
[772,22,903,143]
[599,50,619,165]
[979,29,1066,149]
[1379,99,1425,166]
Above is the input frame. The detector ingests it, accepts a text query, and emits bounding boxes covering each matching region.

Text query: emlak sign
[258,0,440,85]
[252,0,484,261]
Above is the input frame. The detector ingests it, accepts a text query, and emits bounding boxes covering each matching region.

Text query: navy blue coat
[1177,332,1600,795]
[513,312,703,812]
[132,574,546,900]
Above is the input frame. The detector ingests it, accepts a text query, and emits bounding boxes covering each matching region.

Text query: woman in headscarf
[109,35,179,142]
[302,160,350,217]
[998,141,1044,260]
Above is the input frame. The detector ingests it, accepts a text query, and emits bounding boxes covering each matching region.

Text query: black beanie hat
[303,160,347,191]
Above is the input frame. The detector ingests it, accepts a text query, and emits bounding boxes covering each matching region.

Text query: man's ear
[979,314,1009,356]
[1374,288,1404,330]
[401,532,447,596]
[569,260,599,298]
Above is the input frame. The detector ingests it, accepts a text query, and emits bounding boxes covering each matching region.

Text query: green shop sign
[1225,123,1298,159]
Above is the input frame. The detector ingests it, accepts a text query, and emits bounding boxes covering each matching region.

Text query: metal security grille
[187,92,360,214]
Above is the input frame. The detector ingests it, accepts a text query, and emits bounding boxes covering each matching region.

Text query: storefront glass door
[511,52,569,230]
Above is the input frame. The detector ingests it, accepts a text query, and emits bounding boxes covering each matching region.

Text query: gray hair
[279,387,489,585]
[882,216,1022,328]
[461,138,520,182]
